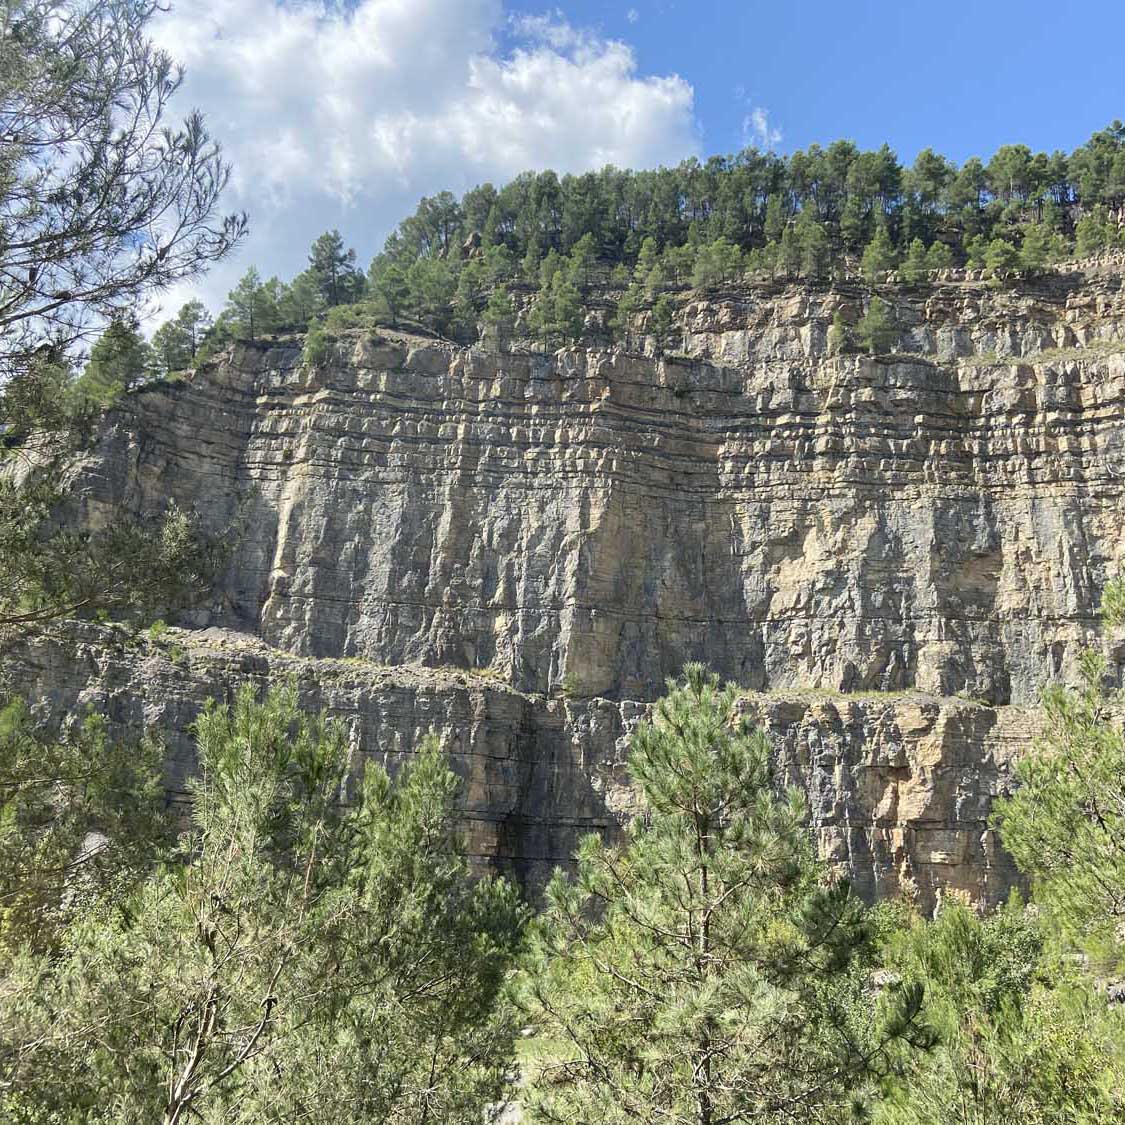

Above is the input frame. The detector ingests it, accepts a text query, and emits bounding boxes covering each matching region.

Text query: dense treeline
[371,123,1125,276]
[120,121,1125,383]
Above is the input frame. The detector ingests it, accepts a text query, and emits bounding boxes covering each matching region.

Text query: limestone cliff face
[18,268,1125,908]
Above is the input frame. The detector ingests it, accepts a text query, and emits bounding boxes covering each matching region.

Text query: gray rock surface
[15,270,1125,908]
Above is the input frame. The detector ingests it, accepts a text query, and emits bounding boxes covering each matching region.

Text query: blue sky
[541,0,1125,163]
[545,1,1125,163]
[152,0,1125,317]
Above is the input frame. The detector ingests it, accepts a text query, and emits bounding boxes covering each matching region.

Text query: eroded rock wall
[22,269,1125,907]
[14,625,1033,909]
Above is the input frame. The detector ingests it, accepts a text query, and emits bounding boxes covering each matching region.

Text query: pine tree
[483,243,513,284]
[521,232,544,279]
[481,285,515,350]
[74,317,154,402]
[925,241,954,272]
[643,260,668,297]
[1075,208,1112,256]
[828,311,850,355]
[692,238,743,289]
[539,247,563,290]
[551,275,584,343]
[612,282,643,340]
[964,234,990,270]
[308,229,364,307]
[984,238,1020,274]
[568,232,597,291]
[796,209,831,280]
[455,257,488,326]
[223,267,280,341]
[857,296,895,354]
[406,257,456,334]
[519,665,930,1125]
[368,258,409,327]
[152,299,214,376]
[901,238,929,284]
[877,897,1122,1123]
[277,270,324,330]
[994,583,1125,957]
[0,686,525,1123]
[1019,223,1054,273]
[764,193,786,243]
[778,224,801,278]
[840,195,868,254]
[176,300,213,354]
[0,701,166,953]
[650,294,674,352]
[635,235,660,278]
[151,319,193,378]
[861,224,897,283]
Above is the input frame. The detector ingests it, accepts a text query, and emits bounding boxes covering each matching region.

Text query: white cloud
[626,7,640,23]
[148,0,698,319]
[742,106,782,151]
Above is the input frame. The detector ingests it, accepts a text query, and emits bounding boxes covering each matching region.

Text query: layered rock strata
[16,624,1033,908]
[18,268,1125,907]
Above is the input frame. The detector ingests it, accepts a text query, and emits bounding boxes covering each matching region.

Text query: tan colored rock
[17,272,1125,907]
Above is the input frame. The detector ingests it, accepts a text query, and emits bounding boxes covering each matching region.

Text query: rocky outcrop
[16,268,1125,908]
[14,624,1033,908]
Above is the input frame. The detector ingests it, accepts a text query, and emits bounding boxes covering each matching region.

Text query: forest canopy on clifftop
[137,121,1125,371]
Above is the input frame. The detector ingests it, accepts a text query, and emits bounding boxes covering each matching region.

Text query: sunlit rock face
[18,267,1125,909]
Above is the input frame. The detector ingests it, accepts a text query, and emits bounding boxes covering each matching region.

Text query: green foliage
[1102,576,1125,626]
[650,294,675,350]
[151,300,214,376]
[518,665,931,1124]
[828,310,850,355]
[0,3,240,641]
[857,296,896,354]
[0,699,166,953]
[277,269,325,330]
[0,475,228,637]
[1019,223,1053,273]
[993,641,1125,962]
[481,285,516,350]
[0,686,526,1123]
[307,229,365,307]
[876,897,1123,1123]
[568,232,597,291]
[73,318,154,404]
[965,234,990,270]
[406,256,456,334]
[862,224,898,283]
[1075,206,1118,256]
[530,271,584,347]
[367,256,409,327]
[925,240,954,271]
[796,208,832,279]
[984,237,1020,274]
[166,121,1125,356]
[691,236,744,289]
[901,238,930,284]
[302,325,332,367]
[0,0,245,391]
[150,321,191,379]
[220,266,283,341]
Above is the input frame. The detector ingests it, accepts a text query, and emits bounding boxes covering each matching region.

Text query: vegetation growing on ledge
[125,122,1125,377]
